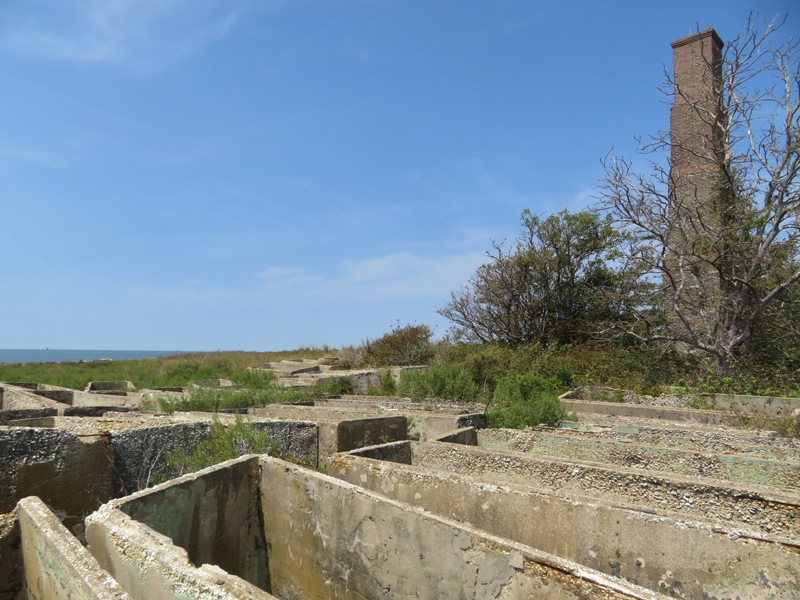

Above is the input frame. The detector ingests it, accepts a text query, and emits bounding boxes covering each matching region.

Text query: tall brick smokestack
[664,29,727,341]
[670,29,725,189]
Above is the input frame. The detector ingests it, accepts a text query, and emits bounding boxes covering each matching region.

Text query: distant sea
[0,349,189,365]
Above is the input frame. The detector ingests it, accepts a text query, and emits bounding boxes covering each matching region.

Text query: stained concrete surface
[18,496,130,599]
[331,446,800,598]
[0,507,22,600]
[351,440,800,544]
[86,454,663,599]
[0,426,114,534]
[476,427,800,491]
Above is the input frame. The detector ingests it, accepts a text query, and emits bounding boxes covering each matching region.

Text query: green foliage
[439,209,631,347]
[367,369,397,396]
[363,323,435,367]
[314,376,354,396]
[488,374,575,429]
[157,416,304,481]
[397,363,478,401]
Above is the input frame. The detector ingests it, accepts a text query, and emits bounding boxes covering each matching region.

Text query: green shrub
[363,323,435,366]
[397,363,478,401]
[312,376,353,396]
[488,374,574,428]
[367,369,397,396]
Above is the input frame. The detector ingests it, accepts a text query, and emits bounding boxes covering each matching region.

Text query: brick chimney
[664,29,727,341]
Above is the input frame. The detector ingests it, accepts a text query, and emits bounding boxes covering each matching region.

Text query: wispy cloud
[0,147,67,168]
[0,0,256,71]
[126,250,486,308]
[259,250,487,300]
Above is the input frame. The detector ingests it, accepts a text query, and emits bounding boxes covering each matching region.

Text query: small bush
[313,376,353,397]
[363,323,435,367]
[488,374,574,429]
[397,363,478,401]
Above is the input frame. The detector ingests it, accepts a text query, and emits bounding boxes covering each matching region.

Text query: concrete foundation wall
[702,393,800,416]
[0,507,22,600]
[258,457,662,599]
[434,426,478,445]
[249,405,406,457]
[109,419,317,496]
[330,452,800,598]
[18,496,130,599]
[563,399,728,424]
[86,491,276,598]
[355,441,800,543]
[117,457,268,591]
[0,410,57,424]
[477,428,800,491]
[530,422,800,463]
[109,422,211,496]
[0,427,114,533]
[305,397,487,441]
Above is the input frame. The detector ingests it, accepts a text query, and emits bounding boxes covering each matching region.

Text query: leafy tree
[438,209,630,346]
[598,16,800,365]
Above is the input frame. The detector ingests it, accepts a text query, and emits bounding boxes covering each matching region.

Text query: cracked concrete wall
[330,452,800,598]
[0,427,114,534]
[258,457,661,599]
[18,496,130,600]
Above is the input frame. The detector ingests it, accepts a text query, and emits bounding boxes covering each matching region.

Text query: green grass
[0,349,330,390]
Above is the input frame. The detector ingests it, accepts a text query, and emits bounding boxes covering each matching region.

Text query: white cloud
[259,251,487,300]
[0,0,257,71]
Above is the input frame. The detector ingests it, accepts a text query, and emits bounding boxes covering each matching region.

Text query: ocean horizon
[0,349,190,365]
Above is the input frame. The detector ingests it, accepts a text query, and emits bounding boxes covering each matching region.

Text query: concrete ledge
[351,441,800,543]
[700,393,800,416]
[554,419,800,463]
[329,450,800,598]
[477,427,800,491]
[434,426,479,445]
[18,496,130,599]
[562,398,729,424]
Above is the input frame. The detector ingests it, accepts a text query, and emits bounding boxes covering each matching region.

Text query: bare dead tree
[598,15,800,365]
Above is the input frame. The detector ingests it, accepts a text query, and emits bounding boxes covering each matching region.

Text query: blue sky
[1,1,796,351]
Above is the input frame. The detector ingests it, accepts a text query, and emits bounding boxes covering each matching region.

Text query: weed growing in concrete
[158,416,308,480]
